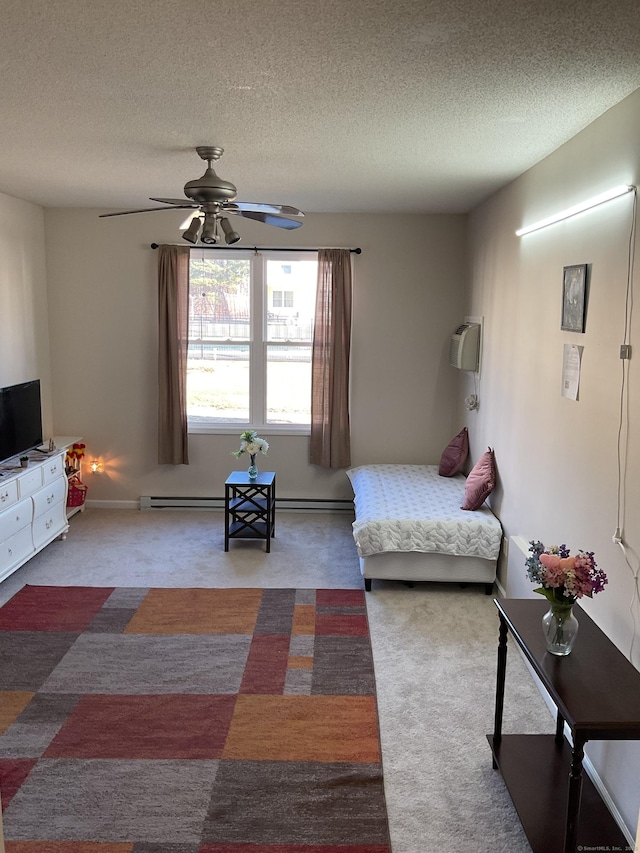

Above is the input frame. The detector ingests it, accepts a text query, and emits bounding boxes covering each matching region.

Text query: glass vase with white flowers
[231,430,269,479]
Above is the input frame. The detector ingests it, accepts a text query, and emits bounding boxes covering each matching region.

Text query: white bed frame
[360,550,497,593]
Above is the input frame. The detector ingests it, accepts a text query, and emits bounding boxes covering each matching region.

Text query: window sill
[188,422,311,437]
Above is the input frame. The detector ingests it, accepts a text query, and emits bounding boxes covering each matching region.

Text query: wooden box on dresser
[0,438,78,583]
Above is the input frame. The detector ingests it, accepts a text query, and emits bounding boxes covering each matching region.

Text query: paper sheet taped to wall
[562,344,583,401]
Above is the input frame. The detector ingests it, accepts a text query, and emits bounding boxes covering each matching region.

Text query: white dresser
[0,450,69,583]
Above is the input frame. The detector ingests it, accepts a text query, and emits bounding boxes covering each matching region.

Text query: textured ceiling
[1,0,639,214]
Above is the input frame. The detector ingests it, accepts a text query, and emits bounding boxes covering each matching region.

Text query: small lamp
[89,459,103,474]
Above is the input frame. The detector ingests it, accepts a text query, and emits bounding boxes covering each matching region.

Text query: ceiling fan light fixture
[220,217,241,245]
[182,216,202,243]
[200,214,220,244]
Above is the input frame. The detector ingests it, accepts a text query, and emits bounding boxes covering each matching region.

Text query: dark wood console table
[487,598,639,853]
[224,471,276,552]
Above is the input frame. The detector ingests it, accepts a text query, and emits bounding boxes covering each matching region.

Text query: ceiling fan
[99,146,304,245]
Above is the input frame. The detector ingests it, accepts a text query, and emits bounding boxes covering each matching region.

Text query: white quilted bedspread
[346,464,502,560]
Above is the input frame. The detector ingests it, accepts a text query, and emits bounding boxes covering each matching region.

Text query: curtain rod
[150,243,361,254]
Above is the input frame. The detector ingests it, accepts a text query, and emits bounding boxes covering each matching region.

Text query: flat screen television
[0,380,43,465]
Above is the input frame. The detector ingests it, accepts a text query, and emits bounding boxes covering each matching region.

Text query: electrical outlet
[620,344,632,359]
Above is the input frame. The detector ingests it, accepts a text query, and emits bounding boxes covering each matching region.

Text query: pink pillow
[461,447,495,510]
[439,427,469,477]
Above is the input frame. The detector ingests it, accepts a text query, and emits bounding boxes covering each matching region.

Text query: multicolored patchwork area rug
[0,585,390,853]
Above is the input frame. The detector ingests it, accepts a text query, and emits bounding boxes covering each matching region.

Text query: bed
[346,463,502,592]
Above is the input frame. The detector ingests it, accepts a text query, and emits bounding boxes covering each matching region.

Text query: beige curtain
[157,244,190,464]
[310,248,352,468]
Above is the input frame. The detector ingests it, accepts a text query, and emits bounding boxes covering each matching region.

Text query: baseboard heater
[139,495,354,512]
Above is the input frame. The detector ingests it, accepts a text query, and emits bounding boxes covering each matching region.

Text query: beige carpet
[0,508,554,852]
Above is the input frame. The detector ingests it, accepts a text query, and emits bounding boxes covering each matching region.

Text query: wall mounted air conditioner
[449,323,480,371]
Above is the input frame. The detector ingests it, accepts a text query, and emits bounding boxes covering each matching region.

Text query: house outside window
[187,251,317,432]
[272,289,294,309]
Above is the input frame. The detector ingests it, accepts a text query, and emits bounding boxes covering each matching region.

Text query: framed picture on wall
[561,264,588,333]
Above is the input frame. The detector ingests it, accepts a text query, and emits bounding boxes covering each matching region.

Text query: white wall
[43,209,467,503]
[0,191,53,436]
[466,87,640,838]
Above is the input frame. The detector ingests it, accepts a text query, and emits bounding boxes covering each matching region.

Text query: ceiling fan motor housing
[184,169,238,203]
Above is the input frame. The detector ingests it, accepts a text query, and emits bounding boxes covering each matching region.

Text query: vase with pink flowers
[525,541,608,655]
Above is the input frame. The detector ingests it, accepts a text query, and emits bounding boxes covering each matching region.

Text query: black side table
[488,598,640,853]
[224,471,276,552]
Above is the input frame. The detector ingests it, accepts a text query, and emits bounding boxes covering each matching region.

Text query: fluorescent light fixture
[516,184,636,236]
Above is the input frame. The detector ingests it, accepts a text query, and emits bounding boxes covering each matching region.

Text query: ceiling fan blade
[225,202,304,217]
[150,197,200,207]
[99,206,197,218]
[231,210,304,229]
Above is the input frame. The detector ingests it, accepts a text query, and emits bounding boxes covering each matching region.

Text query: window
[187,251,317,431]
[272,290,294,308]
